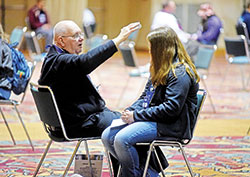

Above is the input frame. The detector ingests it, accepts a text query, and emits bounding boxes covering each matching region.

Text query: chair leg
[0,107,16,145]
[33,139,53,177]
[63,140,82,177]
[240,66,246,90]
[117,165,121,177]
[152,146,166,177]
[84,140,94,177]
[178,144,195,177]
[201,78,216,113]
[14,105,34,151]
[104,149,114,177]
[247,126,250,135]
[142,143,154,177]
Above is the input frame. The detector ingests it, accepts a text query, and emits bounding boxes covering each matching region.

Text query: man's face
[38,0,46,9]
[61,25,84,54]
[168,1,176,13]
[197,8,207,19]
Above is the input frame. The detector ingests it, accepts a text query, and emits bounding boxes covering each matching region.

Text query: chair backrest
[195,89,207,118]
[89,34,108,49]
[24,31,41,55]
[194,44,217,69]
[30,82,74,141]
[224,35,249,58]
[236,22,250,41]
[119,41,138,67]
[9,26,27,49]
[83,25,94,39]
[188,89,206,142]
[19,61,36,103]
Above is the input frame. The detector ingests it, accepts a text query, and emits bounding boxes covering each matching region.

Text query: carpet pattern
[0,136,249,176]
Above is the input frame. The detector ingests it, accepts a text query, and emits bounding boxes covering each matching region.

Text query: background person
[151,0,190,43]
[28,0,53,47]
[185,3,223,60]
[130,0,190,77]
[102,26,200,177]
[238,2,250,37]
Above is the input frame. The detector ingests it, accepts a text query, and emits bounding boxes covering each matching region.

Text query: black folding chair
[224,35,250,90]
[236,22,250,44]
[30,82,112,177]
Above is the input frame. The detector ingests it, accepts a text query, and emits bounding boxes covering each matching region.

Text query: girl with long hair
[102,26,200,177]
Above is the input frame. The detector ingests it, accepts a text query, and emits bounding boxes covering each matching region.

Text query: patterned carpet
[0,50,250,176]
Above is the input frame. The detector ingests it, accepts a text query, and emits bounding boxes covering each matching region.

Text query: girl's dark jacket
[127,64,199,141]
[128,63,199,172]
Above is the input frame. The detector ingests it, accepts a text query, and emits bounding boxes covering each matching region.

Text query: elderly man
[38,20,140,175]
[39,20,140,138]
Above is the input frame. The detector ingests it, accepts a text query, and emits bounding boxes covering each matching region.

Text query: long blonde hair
[147,27,200,87]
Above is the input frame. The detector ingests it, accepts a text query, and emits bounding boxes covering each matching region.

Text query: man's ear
[59,37,65,47]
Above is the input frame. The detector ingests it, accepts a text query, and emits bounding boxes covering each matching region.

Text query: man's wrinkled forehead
[199,3,211,11]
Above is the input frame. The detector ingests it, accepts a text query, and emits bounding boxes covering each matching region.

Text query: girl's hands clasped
[121,110,134,124]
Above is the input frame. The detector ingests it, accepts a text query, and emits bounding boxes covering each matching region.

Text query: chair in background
[236,22,250,45]
[24,31,46,62]
[25,16,46,52]
[0,61,36,150]
[117,89,206,177]
[194,44,217,112]
[224,35,250,90]
[9,26,27,49]
[88,34,109,50]
[30,83,113,177]
[119,41,138,67]
[116,41,147,108]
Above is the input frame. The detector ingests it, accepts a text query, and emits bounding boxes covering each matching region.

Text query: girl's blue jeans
[101,121,159,177]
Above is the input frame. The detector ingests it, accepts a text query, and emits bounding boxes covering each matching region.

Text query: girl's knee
[114,134,129,150]
[101,127,110,143]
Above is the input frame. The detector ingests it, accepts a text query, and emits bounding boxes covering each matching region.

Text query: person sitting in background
[185,3,222,60]
[28,0,53,47]
[238,2,250,37]
[102,26,200,177]
[151,0,190,43]
[130,0,190,77]
[38,20,140,176]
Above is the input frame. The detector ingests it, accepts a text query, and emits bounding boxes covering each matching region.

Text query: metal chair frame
[0,61,36,151]
[224,35,250,90]
[194,44,217,112]
[130,89,207,177]
[30,83,113,177]
[24,31,46,62]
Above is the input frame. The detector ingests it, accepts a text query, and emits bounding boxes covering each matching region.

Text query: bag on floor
[74,154,103,177]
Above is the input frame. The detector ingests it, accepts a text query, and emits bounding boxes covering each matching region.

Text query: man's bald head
[53,20,80,43]
[53,20,84,54]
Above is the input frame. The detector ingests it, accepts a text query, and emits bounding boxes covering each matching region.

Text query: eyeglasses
[61,32,84,40]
